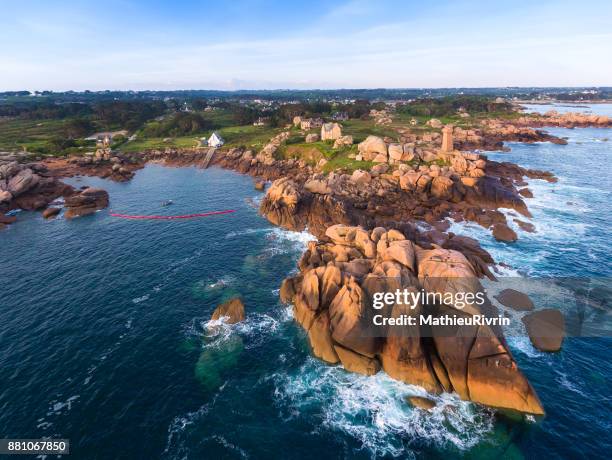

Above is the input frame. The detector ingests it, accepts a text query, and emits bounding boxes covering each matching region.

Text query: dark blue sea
[1,104,610,459]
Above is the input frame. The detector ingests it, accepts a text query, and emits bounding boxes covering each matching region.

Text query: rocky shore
[0,160,110,228]
[0,111,575,416]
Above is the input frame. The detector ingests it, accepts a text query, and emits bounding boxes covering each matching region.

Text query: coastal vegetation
[0,90,607,165]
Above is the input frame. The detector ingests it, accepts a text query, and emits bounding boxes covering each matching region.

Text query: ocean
[0,104,610,459]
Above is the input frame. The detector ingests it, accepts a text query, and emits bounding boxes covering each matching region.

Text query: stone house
[321,122,342,141]
[300,117,324,130]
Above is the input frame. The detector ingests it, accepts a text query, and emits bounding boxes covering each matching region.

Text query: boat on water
[161,200,174,207]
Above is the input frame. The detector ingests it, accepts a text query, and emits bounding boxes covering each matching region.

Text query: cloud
[0,0,611,90]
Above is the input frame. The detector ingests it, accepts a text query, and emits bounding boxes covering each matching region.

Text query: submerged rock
[407,396,436,410]
[42,207,61,219]
[514,219,535,233]
[0,212,17,224]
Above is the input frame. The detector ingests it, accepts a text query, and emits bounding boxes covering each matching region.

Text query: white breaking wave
[132,294,150,304]
[555,371,588,397]
[271,358,495,457]
[184,306,293,352]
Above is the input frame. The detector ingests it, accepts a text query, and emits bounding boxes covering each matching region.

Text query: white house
[208,132,225,148]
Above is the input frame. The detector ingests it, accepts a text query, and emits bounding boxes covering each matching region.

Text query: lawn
[217,124,281,149]
[340,119,399,142]
[275,139,373,173]
[120,124,281,153]
[120,136,200,152]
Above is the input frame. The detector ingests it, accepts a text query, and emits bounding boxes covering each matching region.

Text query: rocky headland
[278,224,544,414]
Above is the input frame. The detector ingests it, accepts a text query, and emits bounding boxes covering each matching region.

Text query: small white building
[208,132,225,148]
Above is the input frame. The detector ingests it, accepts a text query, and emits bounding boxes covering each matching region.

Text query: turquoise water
[1,106,610,458]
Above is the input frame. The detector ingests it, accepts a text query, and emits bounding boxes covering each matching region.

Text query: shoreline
[1,112,606,417]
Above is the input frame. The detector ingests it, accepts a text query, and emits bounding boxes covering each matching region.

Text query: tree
[64,118,95,139]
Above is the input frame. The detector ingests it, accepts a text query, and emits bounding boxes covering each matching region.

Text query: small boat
[161,200,174,207]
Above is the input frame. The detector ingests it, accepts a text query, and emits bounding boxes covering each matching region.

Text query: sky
[0,0,611,91]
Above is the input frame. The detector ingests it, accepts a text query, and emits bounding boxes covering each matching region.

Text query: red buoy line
[109,209,236,220]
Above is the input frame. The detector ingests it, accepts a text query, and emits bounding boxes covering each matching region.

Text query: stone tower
[441,125,454,152]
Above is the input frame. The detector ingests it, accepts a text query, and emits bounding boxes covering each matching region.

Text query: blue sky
[1,0,611,90]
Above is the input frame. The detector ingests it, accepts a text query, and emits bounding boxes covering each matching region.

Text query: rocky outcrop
[7,168,39,197]
[518,111,611,128]
[258,159,530,246]
[211,297,246,324]
[0,160,75,225]
[259,177,303,228]
[254,180,266,191]
[426,118,443,129]
[64,188,109,219]
[358,136,388,162]
[258,131,291,161]
[495,289,534,311]
[522,309,565,352]
[333,135,353,148]
[492,223,518,242]
[282,225,544,415]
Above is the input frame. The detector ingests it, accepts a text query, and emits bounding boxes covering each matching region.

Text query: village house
[300,117,324,130]
[331,111,348,121]
[293,116,302,127]
[321,122,342,141]
[96,134,112,148]
[85,130,128,145]
[253,117,268,126]
[207,131,225,148]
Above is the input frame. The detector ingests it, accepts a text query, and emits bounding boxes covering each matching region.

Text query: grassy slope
[121,109,282,153]
[0,118,68,152]
[121,124,281,153]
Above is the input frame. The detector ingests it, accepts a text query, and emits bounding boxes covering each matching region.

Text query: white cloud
[1,2,611,90]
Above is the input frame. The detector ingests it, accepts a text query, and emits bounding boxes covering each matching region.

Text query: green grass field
[340,119,399,142]
[275,139,373,173]
[0,118,70,152]
[121,124,281,153]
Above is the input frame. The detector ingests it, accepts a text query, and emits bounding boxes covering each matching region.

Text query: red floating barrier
[110,209,236,220]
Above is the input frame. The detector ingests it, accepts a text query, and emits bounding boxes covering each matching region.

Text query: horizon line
[4,85,612,94]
